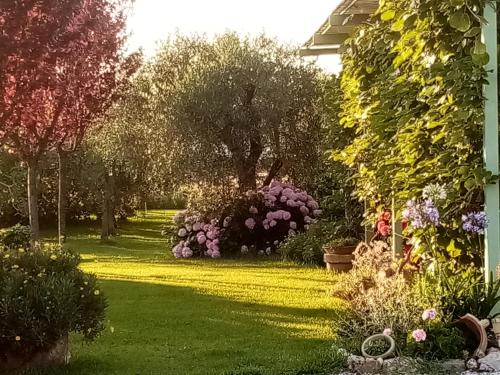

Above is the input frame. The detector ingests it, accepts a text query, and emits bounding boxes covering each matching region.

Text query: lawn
[37,210,342,375]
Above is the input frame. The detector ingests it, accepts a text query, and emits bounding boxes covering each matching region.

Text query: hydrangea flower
[412,329,427,342]
[196,234,207,244]
[462,211,488,234]
[422,308,437,321]
[300,206,309,216]
[181,247,193,258]
[283,211,292,221]
[223,216,232,228]
[269,220,277,227]
[290,221,297,230]
[178,228,187,237]
[241,245,249,254]
[193,222,202,232]
[244,218,256,230]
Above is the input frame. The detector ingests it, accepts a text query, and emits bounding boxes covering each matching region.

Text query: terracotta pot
[323,244,357,272]
[0,335,70,372]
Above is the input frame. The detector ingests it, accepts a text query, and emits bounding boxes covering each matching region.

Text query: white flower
[178,228,187,237]
[422,183,447,202]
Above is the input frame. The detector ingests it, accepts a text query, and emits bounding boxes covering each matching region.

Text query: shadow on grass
[25,279,341,375]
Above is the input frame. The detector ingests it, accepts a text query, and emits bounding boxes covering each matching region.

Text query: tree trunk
[57,151,68,245]
[101,170,116,240]
[237,166,257,193]
[27,159,40,248]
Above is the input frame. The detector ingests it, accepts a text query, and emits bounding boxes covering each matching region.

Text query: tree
[0,0,138,244]
[130,33,324,193]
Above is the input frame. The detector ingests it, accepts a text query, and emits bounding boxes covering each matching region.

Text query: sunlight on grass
[40,210,342,375]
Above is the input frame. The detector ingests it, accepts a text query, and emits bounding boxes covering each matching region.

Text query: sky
[126,0,343,73]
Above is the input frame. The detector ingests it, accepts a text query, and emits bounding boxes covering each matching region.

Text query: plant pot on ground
[323,237,359,272]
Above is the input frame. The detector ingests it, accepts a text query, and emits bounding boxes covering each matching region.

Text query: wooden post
[483,2,500,283]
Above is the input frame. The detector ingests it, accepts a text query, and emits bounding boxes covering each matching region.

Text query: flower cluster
[172,211,221,258]
[422,183,447,203]
[410,308,437,343]
[375,210,391,237]
[402,198,439,229]
[462,211,488,234]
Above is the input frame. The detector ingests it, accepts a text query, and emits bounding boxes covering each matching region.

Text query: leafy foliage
[337,0,493,255]
[0,246,106,357]
[0,224,31,250]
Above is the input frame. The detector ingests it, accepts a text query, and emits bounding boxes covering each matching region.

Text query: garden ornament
[361,334,396,360]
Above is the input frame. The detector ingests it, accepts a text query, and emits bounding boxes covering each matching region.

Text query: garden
[1,0,500,374]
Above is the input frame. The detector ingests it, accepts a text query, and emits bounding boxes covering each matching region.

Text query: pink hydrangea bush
[171,210,221,259]
[219,181,321,256]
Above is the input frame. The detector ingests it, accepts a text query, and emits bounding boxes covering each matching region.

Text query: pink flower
[282,188,294,197]
[249,206,258,214]
[193,222,202,232]
[263,224,270,230]
[197,234,207,244]
[280,196,288,203]
[182,247,193,258]
[289,221,297,230]
[383,328,392,336]
[287,200,297,207]
[422,308,437,321]
[245,218,256,230]
[269,220,277,227]
[283,211,291,221]
[412,329,427,342]
[172,244,183,258]
[211,250,221,258]
[266,212,274,220]
[307,200,319,210]
[300,206,309,216]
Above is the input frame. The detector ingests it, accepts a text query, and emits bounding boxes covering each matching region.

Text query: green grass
[36,210,342,375]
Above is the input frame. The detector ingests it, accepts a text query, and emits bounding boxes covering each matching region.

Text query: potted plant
[0,245,106,372]
[323,237,359,272]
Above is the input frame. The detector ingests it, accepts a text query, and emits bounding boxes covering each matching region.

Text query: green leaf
[471,52,490,66]
[391,18,405,32]
[464,178,476,190]
[381,10,396,21]
[464,27,481,38]
[449,11,471,32]
[473,39,487,55]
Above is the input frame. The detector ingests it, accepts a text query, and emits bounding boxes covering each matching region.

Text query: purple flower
[422,308,437,321]
[462,211,488,234]
[244,218,256,230]
[412,329,427,342]
[402,199,439,228]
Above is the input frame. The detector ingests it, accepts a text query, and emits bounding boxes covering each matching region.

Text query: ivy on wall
[337,0,495,260]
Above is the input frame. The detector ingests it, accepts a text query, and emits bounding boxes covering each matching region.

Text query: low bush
[0,245,107,359]
[278,220,340,265]
[170,181,322,258]
[0,224,31,250]
[334,242,466,360]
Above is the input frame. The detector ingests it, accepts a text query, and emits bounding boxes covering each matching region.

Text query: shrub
[0,245,107,358]
[0,224,31,250]
[334,241,468,360]
[219,181,321,256]
[170,210,221,258]
[278,220,341,265]
[170,181,322,258]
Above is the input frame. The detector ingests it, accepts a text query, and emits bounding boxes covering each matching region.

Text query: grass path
[41,210,341,375]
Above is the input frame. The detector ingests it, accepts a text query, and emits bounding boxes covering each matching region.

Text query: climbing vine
[337,0,495,259]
